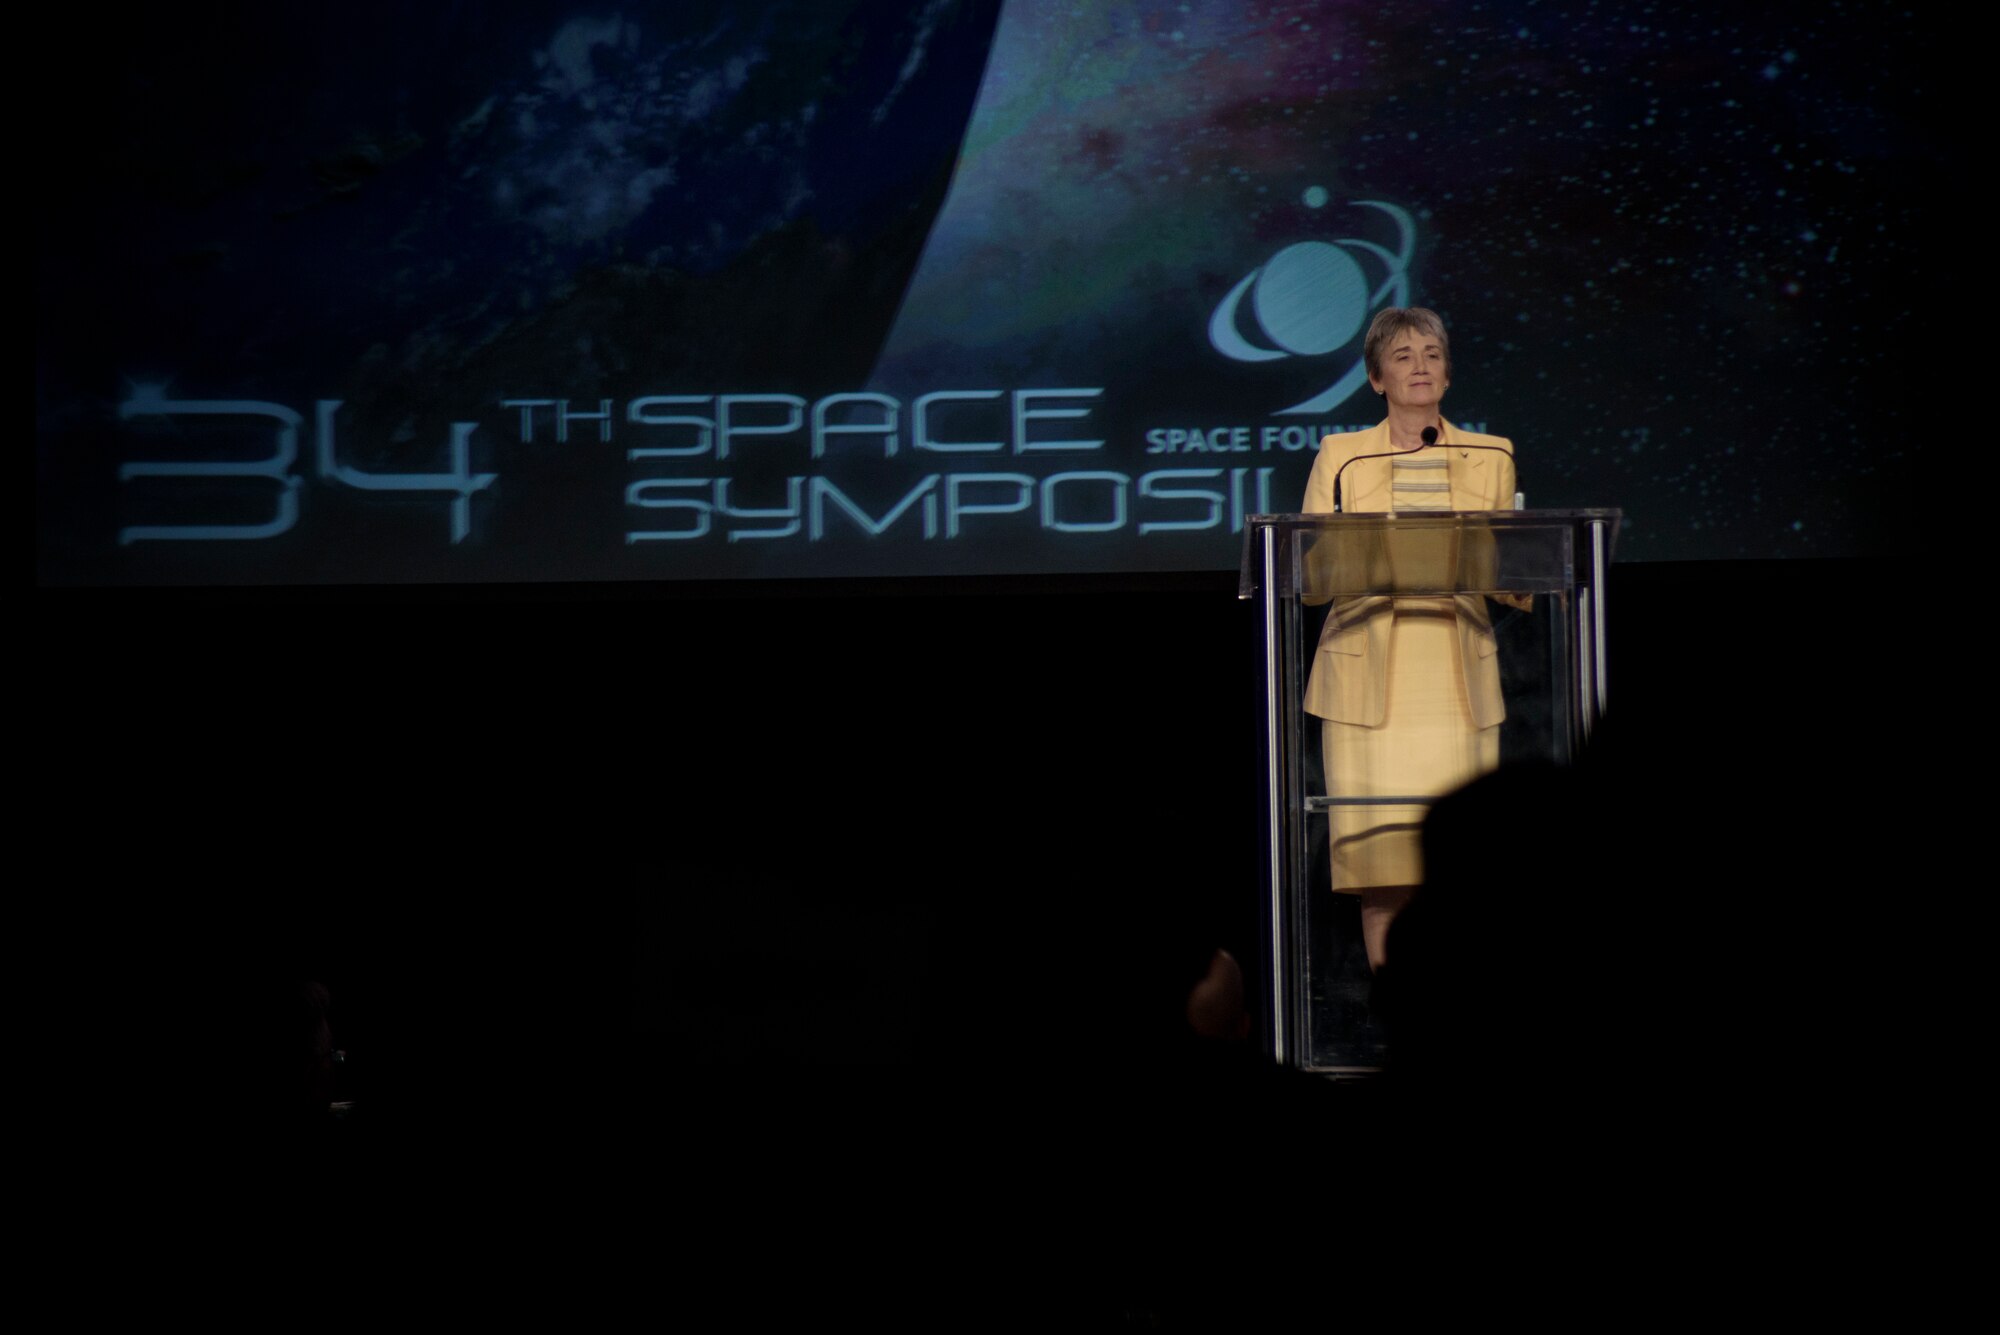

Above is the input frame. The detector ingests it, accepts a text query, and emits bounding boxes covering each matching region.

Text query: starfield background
[39,0,1934,586]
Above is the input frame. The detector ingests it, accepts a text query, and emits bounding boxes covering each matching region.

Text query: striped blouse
[1390,448,1450,513]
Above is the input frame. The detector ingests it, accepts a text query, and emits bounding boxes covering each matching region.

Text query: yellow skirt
[1321,601,1499,892]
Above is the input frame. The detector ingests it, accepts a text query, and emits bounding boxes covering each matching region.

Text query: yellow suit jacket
[1299,417,1518,729]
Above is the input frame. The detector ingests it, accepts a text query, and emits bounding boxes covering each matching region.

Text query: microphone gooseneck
[1332,423,1440,513]
[1329,424,1517,513]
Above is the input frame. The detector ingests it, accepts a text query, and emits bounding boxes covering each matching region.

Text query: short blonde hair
[1363,307,1451,381]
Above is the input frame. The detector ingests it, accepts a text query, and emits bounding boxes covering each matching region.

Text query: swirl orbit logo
[1207,199,1415,416]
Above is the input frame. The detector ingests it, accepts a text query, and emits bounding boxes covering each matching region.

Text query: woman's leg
[1359,884,1417,972]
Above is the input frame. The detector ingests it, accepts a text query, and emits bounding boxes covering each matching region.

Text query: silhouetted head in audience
[1009,879,1250,1069]
[1374,752,1675,1109]
[1185,948,1251,1044]
[236,977,337,1125]
[1375,762,1583,1091]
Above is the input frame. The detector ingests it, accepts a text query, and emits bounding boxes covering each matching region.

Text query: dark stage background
[48,559,1867,1104]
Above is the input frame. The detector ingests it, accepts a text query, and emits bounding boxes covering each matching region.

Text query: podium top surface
[1242,508,1623,529]
[1237,508,1623,599]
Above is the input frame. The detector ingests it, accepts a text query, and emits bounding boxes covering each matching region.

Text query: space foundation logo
[1207,197,1415,416]
[1141,197,1419,463]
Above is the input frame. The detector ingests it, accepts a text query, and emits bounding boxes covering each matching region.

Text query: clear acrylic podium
[1239,509,1621,1071]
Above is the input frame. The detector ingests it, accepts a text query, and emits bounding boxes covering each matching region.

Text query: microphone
[1333,446,1411,512]
[1332,444,1408,512]
[1330,425,1515,512]
[1331,427,1440,513]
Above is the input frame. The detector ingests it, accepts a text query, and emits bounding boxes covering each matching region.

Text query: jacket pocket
[1322,595,1388,655]
[1323,625,1368,656]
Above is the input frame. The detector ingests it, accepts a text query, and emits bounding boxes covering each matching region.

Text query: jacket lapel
[1348,423,1396,513]
[1441,419,1488,510]
[1447,448,1488,510]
